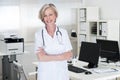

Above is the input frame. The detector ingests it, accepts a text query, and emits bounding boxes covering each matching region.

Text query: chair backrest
[13,61,27,80]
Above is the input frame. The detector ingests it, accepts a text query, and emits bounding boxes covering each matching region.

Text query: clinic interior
[0,0,120,80]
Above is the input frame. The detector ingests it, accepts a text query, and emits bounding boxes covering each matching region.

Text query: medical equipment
[42,27,62,47]
[0,32,24,54]
[0,31,24,80]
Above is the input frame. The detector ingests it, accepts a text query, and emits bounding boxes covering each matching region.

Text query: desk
[69,61,120,80]
[0,51,28,80]
[33,60,120,80]
[0,51,28,56]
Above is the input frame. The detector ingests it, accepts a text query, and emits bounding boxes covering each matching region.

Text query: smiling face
[43,8,57,26]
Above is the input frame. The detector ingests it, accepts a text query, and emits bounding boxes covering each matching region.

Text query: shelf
[77,7,119,55]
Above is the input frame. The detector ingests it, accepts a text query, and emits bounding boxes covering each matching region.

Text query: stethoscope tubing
[41,27,62,47]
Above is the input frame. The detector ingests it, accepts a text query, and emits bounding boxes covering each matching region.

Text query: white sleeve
[34,31,43,54]
[62,30,73,52]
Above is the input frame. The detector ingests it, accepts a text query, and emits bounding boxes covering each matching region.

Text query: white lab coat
[35,27,72,80]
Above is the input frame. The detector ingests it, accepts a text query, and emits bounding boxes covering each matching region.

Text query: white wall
[85,0,120,20]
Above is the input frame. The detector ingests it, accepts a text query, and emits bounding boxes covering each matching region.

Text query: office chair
[13,61,27,80]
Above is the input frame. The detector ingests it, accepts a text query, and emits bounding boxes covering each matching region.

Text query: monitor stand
[83,63,98,69]
[101,58,119,63]
[101,58,110,63]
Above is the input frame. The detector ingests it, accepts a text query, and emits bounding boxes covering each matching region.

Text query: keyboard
[68,65,87,73]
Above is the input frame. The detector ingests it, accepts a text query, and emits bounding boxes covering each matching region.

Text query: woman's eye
[44,15,47,17]
[49,14,53,16]
[44,14,53,18]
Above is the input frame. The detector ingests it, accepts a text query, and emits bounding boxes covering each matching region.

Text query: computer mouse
[85,71,92,75]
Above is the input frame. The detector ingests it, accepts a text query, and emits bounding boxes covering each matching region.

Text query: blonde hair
[38,3,58,22]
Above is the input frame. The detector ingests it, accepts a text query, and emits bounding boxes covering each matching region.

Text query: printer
[0,32,24,55]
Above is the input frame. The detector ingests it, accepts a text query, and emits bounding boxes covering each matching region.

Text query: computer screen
[96,39,120,63]
[78,42,100,68]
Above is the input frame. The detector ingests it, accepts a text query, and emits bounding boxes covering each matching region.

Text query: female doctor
[35,3,73,80]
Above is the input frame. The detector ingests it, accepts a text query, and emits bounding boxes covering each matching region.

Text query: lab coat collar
[43,26,58,37]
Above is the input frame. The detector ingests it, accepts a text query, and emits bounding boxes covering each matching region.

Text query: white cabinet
[88,20,120,42]
[86,7,99,21]
[77,7,120,54]
[77,7,99,53]
[78,7,99,22]
[107,20,119,41]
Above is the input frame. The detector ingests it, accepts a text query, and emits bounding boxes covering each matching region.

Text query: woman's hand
[37,47,46,54]
[36,47,47,60]
[59,51,73,60]
[36,47,72,61]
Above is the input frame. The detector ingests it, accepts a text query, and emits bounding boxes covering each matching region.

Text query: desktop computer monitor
[96,39,120,63]
[78,42,100,68]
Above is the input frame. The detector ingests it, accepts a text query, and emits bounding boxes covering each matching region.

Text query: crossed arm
[36,47,73,62]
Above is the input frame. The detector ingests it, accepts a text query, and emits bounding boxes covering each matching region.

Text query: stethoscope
[41,27,63,48]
